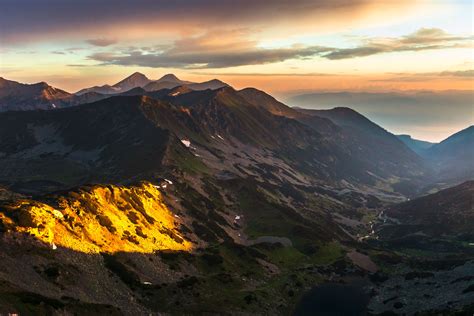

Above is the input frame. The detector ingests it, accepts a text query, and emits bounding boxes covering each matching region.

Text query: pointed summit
[158,73,181,83]
[144,74,191,91]
[187,79,228,91]
[113,72,151,91]
[128,71,148,79]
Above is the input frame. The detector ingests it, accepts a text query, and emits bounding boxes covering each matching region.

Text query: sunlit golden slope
[0,182,191,253]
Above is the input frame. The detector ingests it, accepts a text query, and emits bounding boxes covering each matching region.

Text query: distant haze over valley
[286,90,474,142]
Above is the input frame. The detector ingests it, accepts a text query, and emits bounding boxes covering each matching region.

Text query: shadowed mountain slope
[295,107,427,192]
[0,96,177,193]
[423,126,474,182]
[0,89,427,195]
[0,77,72,111]
[238,87,303,118]
[397,134,435,156]
[379,181,474,246]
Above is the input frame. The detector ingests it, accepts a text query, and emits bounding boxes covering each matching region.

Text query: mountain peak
[121,72,149,82]
[113,72,151,91]
[130,71,147,78]
[36,81,50,88]
[208,79,227,85]
[237,87,302,118]
[158,73,181,83]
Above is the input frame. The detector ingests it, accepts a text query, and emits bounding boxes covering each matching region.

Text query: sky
[0,0,473,141]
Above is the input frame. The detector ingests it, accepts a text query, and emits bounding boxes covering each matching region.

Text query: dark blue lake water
[293,283,369,316]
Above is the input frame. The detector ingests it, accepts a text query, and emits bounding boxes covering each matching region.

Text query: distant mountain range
[397,127,474,185]
[286,91,474,147]
[76,72,228,95]
[424,126,474,182]
[397,134,435,155]
[398,126,474,186]
[1,73,228,112]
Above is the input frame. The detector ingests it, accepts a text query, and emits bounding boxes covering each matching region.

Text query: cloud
[370,76,436,83]
[86,28,472,69]
[192,72,336,77]
[322,28,472,60]
[439,70,474,77]
[66,47,85,52]
[88,46,331,69]
[51,47,86,55]
[67,64,92,67]
[323,47,384,60]
[373,69,474,82]
[400,28,467,44]
[86,38,117,47]
[87,31,332,68]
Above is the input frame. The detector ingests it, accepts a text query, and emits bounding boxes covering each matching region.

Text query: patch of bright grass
[309,242,344,265]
